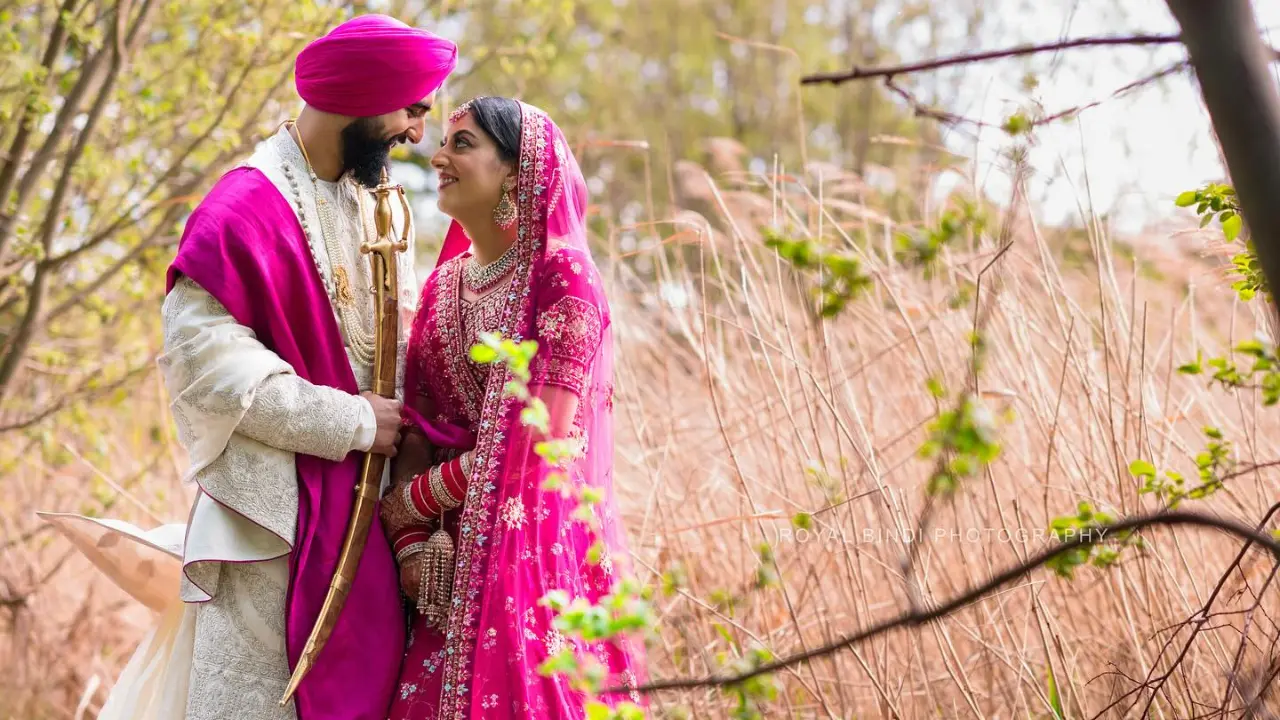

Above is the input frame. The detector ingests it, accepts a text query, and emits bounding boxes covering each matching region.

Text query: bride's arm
[380,392,438,540]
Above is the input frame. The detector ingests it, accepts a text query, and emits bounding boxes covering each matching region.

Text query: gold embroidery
[333,266,355,306]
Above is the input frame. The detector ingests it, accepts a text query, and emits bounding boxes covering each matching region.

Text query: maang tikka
[493,177,517,229]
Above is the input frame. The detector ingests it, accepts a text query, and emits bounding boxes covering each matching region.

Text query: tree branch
[619,510,1280,695]
[0,6,129,396]
[0,359,154,433]
[0,0,158,397]
[801,34,1183,85]
[1088,499,1280,718]
[0,0,80,239]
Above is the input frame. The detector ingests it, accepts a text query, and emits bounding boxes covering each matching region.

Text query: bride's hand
[380,481,420,539]
[399,551,424,599]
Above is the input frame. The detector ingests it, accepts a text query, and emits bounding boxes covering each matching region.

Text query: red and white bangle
[430,463,461,510]
[392,528,430,561]
[403,480,432,523]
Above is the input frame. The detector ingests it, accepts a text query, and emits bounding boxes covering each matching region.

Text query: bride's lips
[438,173,459,190]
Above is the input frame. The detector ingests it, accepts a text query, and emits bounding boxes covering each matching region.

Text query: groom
[159,15,456,720]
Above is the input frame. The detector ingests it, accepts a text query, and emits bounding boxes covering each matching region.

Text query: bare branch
[1089,499,1280,719]
[0,41,112,257]
[619,510,1280,696]
[801,34,1183,86]
[0,359,154,433]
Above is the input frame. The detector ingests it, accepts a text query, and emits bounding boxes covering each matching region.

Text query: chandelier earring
[493,177,517,229]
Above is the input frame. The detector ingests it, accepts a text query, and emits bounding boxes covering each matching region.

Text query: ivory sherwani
[158,127,417,719]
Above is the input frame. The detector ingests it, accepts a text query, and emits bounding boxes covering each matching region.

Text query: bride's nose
[430,147,448,170]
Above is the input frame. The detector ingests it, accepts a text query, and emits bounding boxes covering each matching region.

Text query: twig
[0,360,155,432]
[617,510,1280,695]
[801,34,1183,85]
[1090,499,1280,719]
[882,61,1189,133]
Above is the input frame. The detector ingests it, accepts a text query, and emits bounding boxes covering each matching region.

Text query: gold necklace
[286,121,376,368]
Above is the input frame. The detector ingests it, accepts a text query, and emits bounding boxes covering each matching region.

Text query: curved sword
[280,167,410,705]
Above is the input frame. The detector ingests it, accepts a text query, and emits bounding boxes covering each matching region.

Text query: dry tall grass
[4,152,1280,719]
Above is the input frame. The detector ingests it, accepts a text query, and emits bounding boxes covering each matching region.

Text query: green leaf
[1222,213,1243,243]
[1046,663,1066,720]
[1128,459,1157,478]
[1175,190,1197,207]
[469,344,499,364]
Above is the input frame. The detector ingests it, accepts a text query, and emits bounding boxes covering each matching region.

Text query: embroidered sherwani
[159,127,417,719]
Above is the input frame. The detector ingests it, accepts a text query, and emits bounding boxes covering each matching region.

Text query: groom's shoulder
[189,167,290,231]
[175,168,302,278]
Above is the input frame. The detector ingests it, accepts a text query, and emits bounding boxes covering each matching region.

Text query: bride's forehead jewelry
[448,98,482,125]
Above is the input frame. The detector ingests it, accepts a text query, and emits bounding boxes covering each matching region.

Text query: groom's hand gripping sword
[281,167,411,704]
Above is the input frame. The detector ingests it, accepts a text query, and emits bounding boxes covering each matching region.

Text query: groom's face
[343,93,435,188]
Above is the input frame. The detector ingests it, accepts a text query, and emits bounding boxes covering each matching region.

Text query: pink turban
[295,14,458,117]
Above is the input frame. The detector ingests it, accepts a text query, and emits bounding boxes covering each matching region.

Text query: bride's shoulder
[428,252,469,280]
[542,241,593,272]
[538,243,604,307]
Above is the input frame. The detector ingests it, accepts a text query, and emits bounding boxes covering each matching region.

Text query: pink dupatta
[397,101,647,719]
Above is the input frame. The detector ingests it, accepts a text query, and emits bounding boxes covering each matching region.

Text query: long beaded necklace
[463,243,517,294]
[283,122,376,368]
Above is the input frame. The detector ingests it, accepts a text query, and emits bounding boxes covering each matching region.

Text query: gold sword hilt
[360,167,410,397]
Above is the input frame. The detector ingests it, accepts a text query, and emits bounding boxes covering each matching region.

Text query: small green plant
[1178,339,1280,406]
[917,380,1002,496]
[1175,183,1266,302]
[893,198,988,276]
[1045,502,1144,579]
[712,640,779,720]
[1129,427,1235,509]
[1001,111,1033,136]
[764,229,872,318]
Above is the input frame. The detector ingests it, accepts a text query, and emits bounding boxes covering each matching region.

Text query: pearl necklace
[464,243,517,294]
[282,123,376,368]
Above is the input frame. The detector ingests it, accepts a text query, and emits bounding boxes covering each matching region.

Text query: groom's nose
[404,117,425,145]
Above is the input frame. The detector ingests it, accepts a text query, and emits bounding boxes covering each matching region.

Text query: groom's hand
[362,392,403,457]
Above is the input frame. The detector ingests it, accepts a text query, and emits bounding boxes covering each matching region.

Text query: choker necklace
[464,244,517,293]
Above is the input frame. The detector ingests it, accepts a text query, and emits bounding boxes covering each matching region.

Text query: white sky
[933,0,1280,234]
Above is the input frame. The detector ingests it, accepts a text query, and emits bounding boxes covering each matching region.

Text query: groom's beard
[342,117,406,189]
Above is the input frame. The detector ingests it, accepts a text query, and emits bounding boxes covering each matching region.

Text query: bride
[378,96,648,718]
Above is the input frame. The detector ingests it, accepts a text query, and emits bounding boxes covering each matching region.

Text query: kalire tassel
[417,524,455,631]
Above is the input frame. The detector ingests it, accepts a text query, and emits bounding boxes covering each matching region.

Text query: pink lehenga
[386,101,648,719]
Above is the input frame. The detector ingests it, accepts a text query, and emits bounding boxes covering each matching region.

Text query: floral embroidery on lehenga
[497,497,527,529]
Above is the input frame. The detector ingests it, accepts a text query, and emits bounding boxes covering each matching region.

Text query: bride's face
[430,112,515,224]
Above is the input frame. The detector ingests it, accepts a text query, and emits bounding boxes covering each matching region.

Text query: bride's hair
[465,97,522,164]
